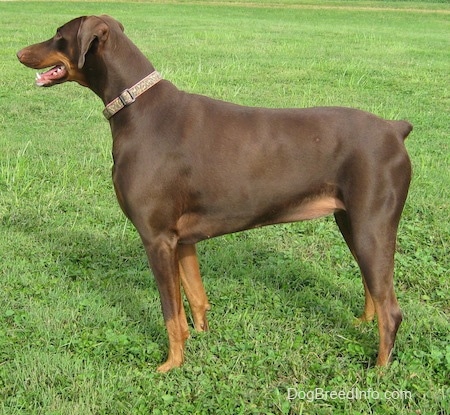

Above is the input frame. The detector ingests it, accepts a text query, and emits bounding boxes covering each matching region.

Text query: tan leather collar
[103,71,162,119]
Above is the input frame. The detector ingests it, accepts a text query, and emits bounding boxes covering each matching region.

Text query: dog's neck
[83,33,156,106]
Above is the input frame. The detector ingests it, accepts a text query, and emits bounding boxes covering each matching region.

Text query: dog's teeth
[35,72,41,79]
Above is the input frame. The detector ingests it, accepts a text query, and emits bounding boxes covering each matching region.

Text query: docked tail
[391,120,413,141]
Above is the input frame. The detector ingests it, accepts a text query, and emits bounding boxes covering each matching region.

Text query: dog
[17,15,412,372]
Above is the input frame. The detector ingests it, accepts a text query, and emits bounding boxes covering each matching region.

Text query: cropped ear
[77,16,109,69]
[98,15,125,32]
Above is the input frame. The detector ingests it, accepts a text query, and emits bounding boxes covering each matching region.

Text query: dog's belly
[269,196,345,222]
[176,195,345,244]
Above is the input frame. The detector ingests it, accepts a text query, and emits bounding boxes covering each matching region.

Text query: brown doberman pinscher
[17,15,412,372]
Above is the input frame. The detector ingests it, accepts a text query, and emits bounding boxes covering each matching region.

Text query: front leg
[178,244,211,332]
[142,234,190,372]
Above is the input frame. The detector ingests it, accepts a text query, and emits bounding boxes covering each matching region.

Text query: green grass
[1,1,449,414]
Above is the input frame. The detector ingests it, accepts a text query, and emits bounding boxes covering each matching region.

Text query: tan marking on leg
[354,279,376,325]
[157,316,189,373]
[179,244,211,332]
[373,292,402,366]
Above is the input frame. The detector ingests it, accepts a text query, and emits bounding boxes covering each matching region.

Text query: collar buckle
[119,89,136,106]
[103,70,162,120]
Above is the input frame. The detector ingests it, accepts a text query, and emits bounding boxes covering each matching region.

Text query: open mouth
[35,64,68,86]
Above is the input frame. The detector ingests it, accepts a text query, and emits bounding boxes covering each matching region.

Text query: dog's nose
[17,49,25,62]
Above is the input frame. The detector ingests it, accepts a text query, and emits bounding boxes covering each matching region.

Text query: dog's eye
[55,30,63,40]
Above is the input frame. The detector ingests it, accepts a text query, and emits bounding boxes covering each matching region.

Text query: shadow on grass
[6,210,379,368]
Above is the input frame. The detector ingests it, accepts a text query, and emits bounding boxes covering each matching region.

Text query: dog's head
[17,15,124,87]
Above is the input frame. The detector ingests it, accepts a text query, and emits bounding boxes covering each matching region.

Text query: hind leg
[355,230,402,365]
[335,211,375,323]
[335,210,402,365]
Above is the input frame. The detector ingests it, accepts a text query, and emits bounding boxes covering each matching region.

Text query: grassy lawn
[1,1,449,414]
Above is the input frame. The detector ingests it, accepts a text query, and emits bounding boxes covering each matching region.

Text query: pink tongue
[36,65,66,85]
